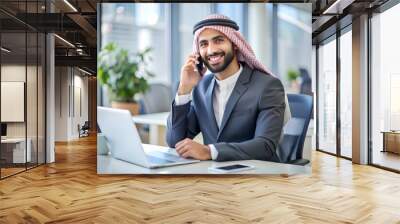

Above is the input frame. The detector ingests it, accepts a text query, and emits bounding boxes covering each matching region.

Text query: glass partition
[1,30,28,177]
[370,3,400,171]
[0,1,46,179]
[339,29,352,158]
[317,36,337,155]
[27,30,38,169]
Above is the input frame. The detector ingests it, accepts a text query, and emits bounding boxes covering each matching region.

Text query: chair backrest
[82,121,90,130]
[278,94,313,163]
[139,83,173,114]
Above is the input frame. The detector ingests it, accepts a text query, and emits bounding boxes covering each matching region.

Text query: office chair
[78,121,90,138]
[137,83,173,142]
[278,94,313,166]
[139,83,173,114]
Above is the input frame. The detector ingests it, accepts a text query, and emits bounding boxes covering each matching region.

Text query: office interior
[0,0,97,179]
[314,0,400,172]
[1,0,400,223]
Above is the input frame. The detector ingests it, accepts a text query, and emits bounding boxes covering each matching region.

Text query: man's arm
[213,78,285,162]
[166,53,204,148]
[166,96,201,148]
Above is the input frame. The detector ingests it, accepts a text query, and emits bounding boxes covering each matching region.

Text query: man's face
[197,29,235,73]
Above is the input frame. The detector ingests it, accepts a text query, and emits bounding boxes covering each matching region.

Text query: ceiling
[311,0,390,43]
[0,0,98,74]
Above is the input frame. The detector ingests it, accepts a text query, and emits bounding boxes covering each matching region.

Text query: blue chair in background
[139,83,173,114]
[278,94,313,166]
[137,83,173,142]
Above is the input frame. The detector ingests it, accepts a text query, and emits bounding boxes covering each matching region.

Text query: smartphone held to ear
[196,56,204,76]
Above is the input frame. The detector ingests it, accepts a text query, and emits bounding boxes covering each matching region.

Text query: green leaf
[98,42,153,102]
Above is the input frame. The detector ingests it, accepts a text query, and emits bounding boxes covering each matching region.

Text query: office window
[277,4,312,90]
[215,3,245,37]
[371,3,400,171]
[178,3,212,77]
[339,29,352,158]
[101,3,169,85]
[317,37,337,154]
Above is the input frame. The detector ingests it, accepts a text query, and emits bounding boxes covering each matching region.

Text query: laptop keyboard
[146,151,185,163]
[146,155,175,164]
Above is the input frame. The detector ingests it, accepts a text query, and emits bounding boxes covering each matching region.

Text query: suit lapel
[205,78,219,134]
[217,65,253,140]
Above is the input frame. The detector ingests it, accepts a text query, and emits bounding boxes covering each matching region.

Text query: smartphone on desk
[208,164,255,173]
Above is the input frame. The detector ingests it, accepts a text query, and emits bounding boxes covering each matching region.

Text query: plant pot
[111,101,140,116]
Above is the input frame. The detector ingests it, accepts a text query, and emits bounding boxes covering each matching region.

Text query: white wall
[54,67,89,141]
[71,74,89,138]
[1,65,41,138]
[1,64,46,164]
[55,66,69,141]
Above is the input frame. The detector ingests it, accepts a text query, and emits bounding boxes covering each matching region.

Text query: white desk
[132,112,169,145]
[1,138,31,163]
[97,144,311,175]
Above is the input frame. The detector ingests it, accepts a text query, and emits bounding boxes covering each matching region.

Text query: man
[166,14,290,162]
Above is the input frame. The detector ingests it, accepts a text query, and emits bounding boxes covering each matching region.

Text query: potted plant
[286,69,300,92]
[98,43,154,115]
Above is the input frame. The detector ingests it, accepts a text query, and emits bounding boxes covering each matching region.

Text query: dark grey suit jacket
[166,64,285,162]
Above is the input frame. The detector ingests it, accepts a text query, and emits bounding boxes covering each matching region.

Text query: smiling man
[166,14,290,162]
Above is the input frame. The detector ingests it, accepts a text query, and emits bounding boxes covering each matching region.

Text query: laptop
[97,106,200,168]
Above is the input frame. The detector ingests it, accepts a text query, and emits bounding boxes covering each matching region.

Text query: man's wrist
[204,145,212,160]
[178,85,193,95]
[208,144,218,160]
[175,93,191,106]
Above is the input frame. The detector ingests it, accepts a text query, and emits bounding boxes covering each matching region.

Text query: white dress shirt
[175,65,243,160]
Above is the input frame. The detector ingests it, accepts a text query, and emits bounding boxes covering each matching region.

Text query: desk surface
[97,144,310,175]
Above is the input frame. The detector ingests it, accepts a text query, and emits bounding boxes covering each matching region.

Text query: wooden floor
[1,167,26,178]
[1,136,400,223]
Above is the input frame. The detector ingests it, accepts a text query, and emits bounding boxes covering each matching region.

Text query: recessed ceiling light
[78,67,92,76]
[63,0,78,12]
[54,34,75,48]
[322,0,353,15]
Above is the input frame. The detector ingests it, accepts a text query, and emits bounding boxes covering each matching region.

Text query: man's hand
[178,54,206,95]
[175,138,211,160]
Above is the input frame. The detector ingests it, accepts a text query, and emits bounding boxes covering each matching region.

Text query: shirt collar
[215,64,242,88]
